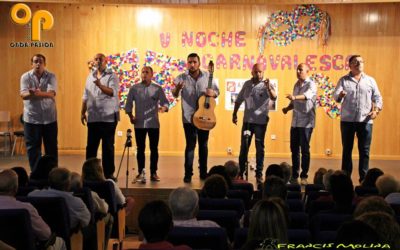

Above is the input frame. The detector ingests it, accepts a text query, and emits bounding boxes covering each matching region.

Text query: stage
[1,154,399,231]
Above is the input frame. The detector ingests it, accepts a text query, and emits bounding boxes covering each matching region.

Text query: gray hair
[0,169,18,196]
[168,187,199,220]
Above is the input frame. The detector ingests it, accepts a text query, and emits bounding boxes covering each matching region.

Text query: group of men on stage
[20,52,382,184]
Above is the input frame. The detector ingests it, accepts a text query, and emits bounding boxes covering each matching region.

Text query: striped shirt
[334,72,383,123]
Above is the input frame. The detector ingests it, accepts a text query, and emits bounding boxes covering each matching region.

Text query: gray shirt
[174,70,219,124]
[333,72,383,123]
[20,70,57,124]
[82,70,120,123]
[125,82,169,128]
[291,78,317,128]
[235,79,276,125]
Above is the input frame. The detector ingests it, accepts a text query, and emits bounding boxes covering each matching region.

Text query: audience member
[280,162,292,184]
[329,170,354,213]
[207,165,232,188]
[169,187,219,228]
[28,168,91,229]
[242,199,288,250]
[262,176,288,201]
[225,160,248,184]
[29,155,57,184]
[0,169,65,249]
[361,168,384,188]
[11,166,29,187]
[201,174,228,199]
[376,174,399,197]
[313,167,327,186]
[81,158,135,215]
[353,196,395,218]
[335,220,381,245]
[138,200,192,250]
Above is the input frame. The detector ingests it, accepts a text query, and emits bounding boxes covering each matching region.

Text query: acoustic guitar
[192,61,217,130]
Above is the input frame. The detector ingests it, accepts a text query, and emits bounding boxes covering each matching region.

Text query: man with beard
[172,53,219,183]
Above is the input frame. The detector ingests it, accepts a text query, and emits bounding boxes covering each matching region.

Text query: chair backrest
[83,181,117,213]
[233,227,248,249]
[286,199,305,212]
[199,198,244,218]
[289,212,309,229]
[0,208,36,250]
[287,229,312,244]
[231,182,254,196]
[17,196,72,249]
[227,189,251,209]
[197,209,239,241]
[310,213,352,242]
[305,184,324,194]
[354,186,379,197]
[287,191,302,200]
[0,111,11,123]
[168,226,228,250]
[286,184,301,192]
[308,199,335,216]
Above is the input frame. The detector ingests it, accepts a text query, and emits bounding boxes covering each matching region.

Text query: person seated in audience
[361,168,384,188]
[328,170,355,214]
[242,199,288,250]
[81,157,135,215]
[0,169,66,249]
[356,211,400,249]
[280,162,292,184]
[29,155,58,188]
[201,174,228,199]
[70,171,113,249]
[353,196,395,218]
[265,164,284,180]
[376,174,399,198]
[313,169,335,203]
[28,167,91,229]
[225,160,249,184]
[138,200,192,250]
[262,176,288,201]
[11,166,29,187]
[335,220,381,246]
[313,167,327,186]
[207,165,232,188]
[0,240,15,250]
[169,187,219,228]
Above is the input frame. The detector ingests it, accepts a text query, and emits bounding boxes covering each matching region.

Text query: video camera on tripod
[125,129,133,147]
[116,129,135,188]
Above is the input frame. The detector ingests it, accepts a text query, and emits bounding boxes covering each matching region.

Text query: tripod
[243,128,251,181]
[116,129,134,188]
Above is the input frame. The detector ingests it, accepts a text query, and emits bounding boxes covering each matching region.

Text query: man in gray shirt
[81,53,119,180]
[20,54,58,171]
[282,63,317,185]
[232,63,277,184]
[172,53,219,183]
[125,66,169,182]
[333,55,383,183]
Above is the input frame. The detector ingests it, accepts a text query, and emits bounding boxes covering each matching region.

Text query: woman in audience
[242,198,288,250]
[361,168,384,188]
[201,174,228,199]
[207,165,232,189]
[313,167,327,186]
[81,158,135,215]
[29,155,57,188]
[376,174,399,198]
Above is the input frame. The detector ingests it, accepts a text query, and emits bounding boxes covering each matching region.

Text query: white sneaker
[132,170,146,184]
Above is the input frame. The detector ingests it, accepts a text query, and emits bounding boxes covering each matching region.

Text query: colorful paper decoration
[258,5,331,53]
[311,73,341,119]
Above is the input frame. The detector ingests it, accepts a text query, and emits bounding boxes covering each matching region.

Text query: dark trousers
[341,121,373,182]
[183,123,210,178]
[238,122,268,177]
[86,122,117,178]
[24,121,58,171]
[290,127,313,179]
[134,128,160,175]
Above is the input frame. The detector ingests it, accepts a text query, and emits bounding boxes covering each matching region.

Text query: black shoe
[183,176,192,183]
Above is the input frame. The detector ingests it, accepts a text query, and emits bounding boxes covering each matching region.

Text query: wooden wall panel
[1,2,399,160]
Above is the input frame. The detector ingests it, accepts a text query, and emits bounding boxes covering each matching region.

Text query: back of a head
[82,158,106,182]
[322,169,335,191]
[169,187,199,220]
[354,196,395,218]
[208,165,232,188]
[48,167,71,191]
[11,166,29,187]
[262,176,287,200]
[138,200,173,243]
[335,220,381,245]
[376,174,399,197]
[224,160,240,179]
[265,164,284,179]
[313,167,327,186]
[248,199,288,244]
[356,211,400,249]
[0,169,18,196]
[362,168,384,188]
[30,155,57,180]
[202,174,228,199]
[279,162,291,184]
[70,172,83,191]
[330,171,354,205]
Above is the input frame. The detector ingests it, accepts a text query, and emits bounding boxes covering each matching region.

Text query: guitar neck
[207,72,213,89]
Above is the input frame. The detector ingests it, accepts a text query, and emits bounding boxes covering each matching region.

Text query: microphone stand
[243,124,251,181]
[116,129,134,189]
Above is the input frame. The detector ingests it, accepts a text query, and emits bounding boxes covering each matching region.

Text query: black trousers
[183,123,210,178]
[134,128,160,175]
[86,122,117,178]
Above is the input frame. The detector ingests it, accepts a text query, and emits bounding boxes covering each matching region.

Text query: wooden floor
[1,153,399,246]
